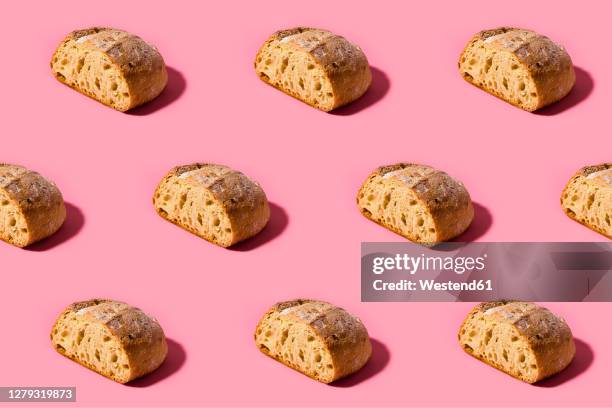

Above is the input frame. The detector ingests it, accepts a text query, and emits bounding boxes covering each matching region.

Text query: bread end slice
[458,27,575,112]
[255,27,371,112]
[459,301,575,384]
[357,164,473,245]
[0,164,66,248]
[254,299,371,383]
[51,299,167,384]
[561,163,612,239]
[51,27,167,112]
[153,164,270,247]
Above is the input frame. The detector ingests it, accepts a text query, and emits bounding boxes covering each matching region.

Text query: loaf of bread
[357,163,473,245]
[51,27,167,111]
[254,299,371,383]
[561,163,611,238]
[0,164,65,248]
[153,163,270,247]
[255,27,371,111]
[51,299,167,384]
[459,301,575,383]
[459,27,575,111]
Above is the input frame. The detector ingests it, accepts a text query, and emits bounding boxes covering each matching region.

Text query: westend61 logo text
[371,253,487,275]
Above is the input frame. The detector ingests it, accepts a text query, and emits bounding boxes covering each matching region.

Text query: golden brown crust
[255,299,372,383]
[459,27,575,111]
[459,301,575,383]
[571,163,612,178]
[0,164,66,247]
[358,163,474,244]
[52,27,167,111]
[52,299,167,383]
[255,27,371,111]
[561,163,612,239]
[154,163,270,247]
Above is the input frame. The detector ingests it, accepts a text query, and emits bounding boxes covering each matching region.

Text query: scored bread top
[475,27,572,74]
[375,163,472,216]
[272,300,368,350]
[273,28,335,51]
[63,27,165,78]
[170,163,268,215]
[472,301,574,351]
[69,299,130,322]
[272,27,368,78]
[587,170,612,186]
[65,299,165,348]
[577,163,612,186]
[0,164,64,213]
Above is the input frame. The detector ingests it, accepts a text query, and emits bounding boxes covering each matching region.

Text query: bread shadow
[535,338,593,387]
[331,67,390,115]
[229,202,289,251]
[455,202,492,243]
[330,338,390,387]
[535,67,594,116]
[26,202,84,251]
[127,339,186,387]
[128,67,186,115]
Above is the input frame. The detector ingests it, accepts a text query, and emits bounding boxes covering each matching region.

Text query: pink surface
[1,0,611,406]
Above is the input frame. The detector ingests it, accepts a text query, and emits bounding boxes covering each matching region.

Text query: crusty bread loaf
[459,301,575,384]
[459,27,575,111]
[357,163,474,245]
[0,164,66,248]
[561,163,611,239]
[255,299,371,383]
[255,27,371,111]
[153,163,270,247]
[51,27,167,111]
[51,299,167,384]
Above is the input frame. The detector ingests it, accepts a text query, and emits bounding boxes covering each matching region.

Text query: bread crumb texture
[357,163,473,245]
[561,163,612,239]
[51,27,167,111]
[459,301,575,383]
[0,164,65,247]
[459,27,575,111]
[254,299,372,383]
[153,163,270,247]
[51,299,167,384]
[255,27,371,111]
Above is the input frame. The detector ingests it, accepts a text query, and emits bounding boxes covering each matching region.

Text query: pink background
[1,0,611,406]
